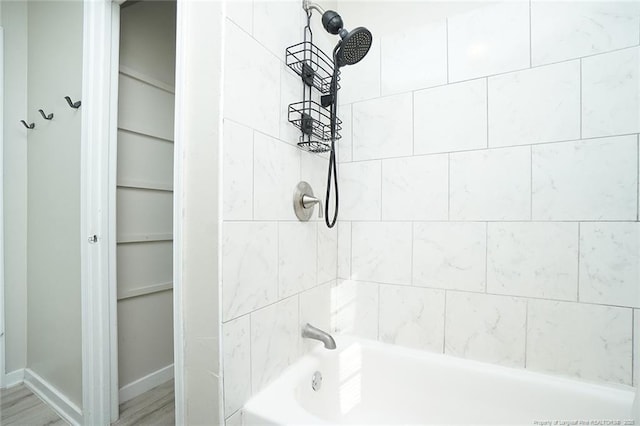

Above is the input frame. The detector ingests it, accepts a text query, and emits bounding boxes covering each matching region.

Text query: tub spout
[302,323,336,350]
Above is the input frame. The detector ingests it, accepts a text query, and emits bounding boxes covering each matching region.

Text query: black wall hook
[38,109,54,120]
[20,120,35,129]
[64,96,81,109]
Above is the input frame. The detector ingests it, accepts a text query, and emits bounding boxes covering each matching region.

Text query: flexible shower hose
[324,45,341,228]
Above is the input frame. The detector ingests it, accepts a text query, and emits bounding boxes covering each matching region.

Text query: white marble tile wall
[222,316,251,415]
[414,78,487,155]
[579,222,640,308]
[220,3,338,421]
[447,1,530,82]
[379,285,445,352]
[582,47,640,138]
[224,22,280,138]
[530,1,640,66]
[449,146,531,221]
[352,93,413,161]
[338,160,381,220]
[527,300,633,385]
[333,279,379,339]
[380,20,447,96]
[488,60,581,147]
[351,222,412,285]
[412,222,486,292]
[250,296,300,393]
[487,222,579,301]
[333,0,640,389]
[445,292,527,368]
[221,2,639,421]
[381,154,448,221]
[532,136,638,221]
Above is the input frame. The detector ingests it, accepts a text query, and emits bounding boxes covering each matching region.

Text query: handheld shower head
[336,26,373,67]
[303,1,373,68]
[301,0,373,229]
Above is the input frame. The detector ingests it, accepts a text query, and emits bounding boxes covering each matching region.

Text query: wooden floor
[0,384,68,426]
[113,380,175,426]
[0,380,174,426]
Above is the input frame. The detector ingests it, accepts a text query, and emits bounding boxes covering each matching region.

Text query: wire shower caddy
[285,15,341,153]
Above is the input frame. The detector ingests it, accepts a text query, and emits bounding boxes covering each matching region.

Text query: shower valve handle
[293,181,322,222]
[302,194,323,219]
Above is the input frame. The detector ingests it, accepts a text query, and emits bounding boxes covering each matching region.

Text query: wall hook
[64,96,81,109]
[38,109,54,120]
[20,120,35,129]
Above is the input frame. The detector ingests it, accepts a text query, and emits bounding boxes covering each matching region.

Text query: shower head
[303,1,373,68]
[336,27,373,67]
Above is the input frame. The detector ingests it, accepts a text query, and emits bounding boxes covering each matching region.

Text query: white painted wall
[0,21,4,390]
[120,0,176,88]
[117,0,176,398]
[173,0,224,423]
[26,0,84,407]
[0,0,28,382]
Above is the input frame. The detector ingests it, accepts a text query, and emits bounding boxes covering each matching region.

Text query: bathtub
[243,335,636,425]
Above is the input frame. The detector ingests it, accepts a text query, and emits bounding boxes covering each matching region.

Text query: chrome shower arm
[303,0,326,16]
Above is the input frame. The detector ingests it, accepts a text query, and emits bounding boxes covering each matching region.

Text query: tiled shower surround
[221,0,640,423]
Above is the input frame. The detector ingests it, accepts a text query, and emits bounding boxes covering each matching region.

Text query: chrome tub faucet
[302,323,336,350]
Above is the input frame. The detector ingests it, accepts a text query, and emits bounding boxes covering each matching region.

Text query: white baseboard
[23,368,83,426]
[119,363,174,404]
[2,368,25,389]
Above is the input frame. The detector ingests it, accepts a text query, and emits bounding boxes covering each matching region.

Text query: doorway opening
[112,0,177,422]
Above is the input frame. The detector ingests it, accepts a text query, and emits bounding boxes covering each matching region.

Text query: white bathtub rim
[332,335,633,396]
[242,334,635,425]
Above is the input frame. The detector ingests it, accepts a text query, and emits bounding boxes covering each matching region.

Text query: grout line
[530,145,533,220]
[345,45,637,106]
[579,59,583,139]
[279,61,284,142]
[380,161,385,220]
[379,34,383,98]
[632,309,636,387]
[251,131,256,220]
[249,311,254,396]
[350,104,354,161]
[485,77,490,148]
[528,0,532,68]
[524,299,529,369]
[379,161,383,221]
[447,154,451,221]
[485,222,489,293]
[443,290,448,354]
[222,277,355,325]
[335,132,640,165]
[377,282,381,341]
[410,222,415,286]
[221,344,227,418]
[297,293,302,356]
[226,18,285,68]
[250,0,255,36]
[379,34,384,96]
[577,222,581,302]
[349,222,353,279]
[276,221,280,300]
[225,408,242,423]
[339,278,638,311]
[445,18,450,84]
[223,218,640,224]
[412,91,415,156]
